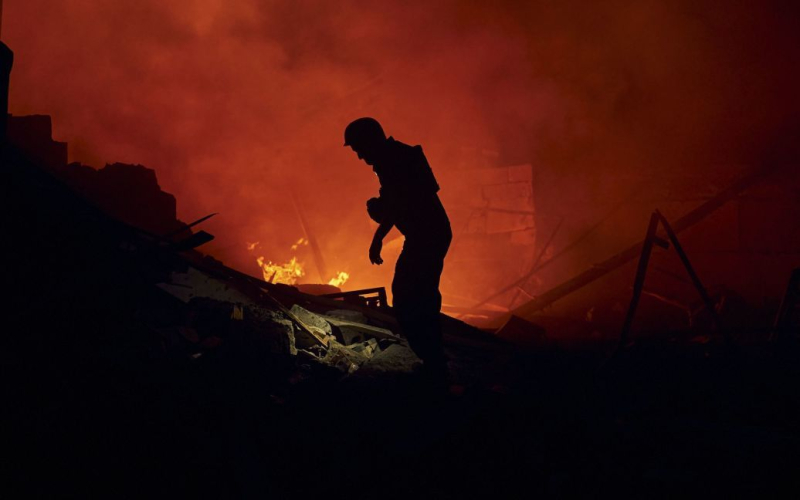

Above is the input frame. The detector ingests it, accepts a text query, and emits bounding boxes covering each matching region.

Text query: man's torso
[373,138,451,242]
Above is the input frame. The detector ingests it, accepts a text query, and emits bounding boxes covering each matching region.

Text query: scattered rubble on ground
[156,263,423,376]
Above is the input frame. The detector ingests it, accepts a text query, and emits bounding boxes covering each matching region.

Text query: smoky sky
[5,0,800,296]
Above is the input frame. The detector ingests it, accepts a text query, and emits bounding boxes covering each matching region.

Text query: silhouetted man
[344,117,452,378]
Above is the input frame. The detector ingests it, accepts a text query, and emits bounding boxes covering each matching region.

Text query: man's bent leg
[392,244,448,374]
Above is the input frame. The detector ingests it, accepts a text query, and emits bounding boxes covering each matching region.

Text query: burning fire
[250,239,350,288]
[328,271,350,287]
[256,255,305,284]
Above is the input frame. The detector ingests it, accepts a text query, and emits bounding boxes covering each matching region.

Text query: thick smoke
[6,0,799,304]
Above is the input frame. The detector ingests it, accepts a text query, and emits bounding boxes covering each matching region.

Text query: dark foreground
[4,144,800,498]
[7,331,800,498]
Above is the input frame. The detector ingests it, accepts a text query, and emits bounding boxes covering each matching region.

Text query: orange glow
[290,238,309,251]
[6,1,799,319]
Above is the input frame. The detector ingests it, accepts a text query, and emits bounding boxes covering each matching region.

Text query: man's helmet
[344,117,386,147]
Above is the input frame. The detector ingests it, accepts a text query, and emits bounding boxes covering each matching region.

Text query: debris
[357,344,421,374]
[323,316,401,345]
[619,210,727,347]
[157,267,253,304]
[316,340,369,374]
[321,287,388,309]
[295,284,341,295]
[510,165,778,320]
[244,305,299,355]
[231,304,244,320]
[324,309,368,324]
[163,212,218,238]
[290,304,333,336]
[171,230,214,252]
[495,315,548,348]
[185,297,299,356]
[348,338,379,359]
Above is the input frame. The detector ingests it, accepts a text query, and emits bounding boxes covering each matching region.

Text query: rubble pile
[2,108,510,388]
[2,108,518,497]
[7,114,186,236]
[154,262,422,376]
[2,107,512,387]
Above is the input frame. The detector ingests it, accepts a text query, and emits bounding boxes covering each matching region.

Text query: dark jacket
[372,138,451,242]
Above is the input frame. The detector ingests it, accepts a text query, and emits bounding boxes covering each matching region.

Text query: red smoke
[6,1,800,312]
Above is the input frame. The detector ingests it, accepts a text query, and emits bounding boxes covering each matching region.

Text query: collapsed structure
[0,40,512,390]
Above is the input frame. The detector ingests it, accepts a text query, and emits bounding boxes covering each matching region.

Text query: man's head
[344,117,387,166]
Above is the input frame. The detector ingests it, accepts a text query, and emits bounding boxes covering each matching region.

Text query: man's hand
[369,238,384,265]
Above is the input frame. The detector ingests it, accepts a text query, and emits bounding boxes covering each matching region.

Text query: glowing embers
[290,237,308,250]
[248,239,350,288]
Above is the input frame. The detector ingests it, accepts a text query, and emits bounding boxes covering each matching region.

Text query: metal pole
[511,165,776,320]
[655,210,729,345]
[619,211,660,347]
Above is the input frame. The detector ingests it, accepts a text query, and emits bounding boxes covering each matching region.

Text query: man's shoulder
[387,137,425,161]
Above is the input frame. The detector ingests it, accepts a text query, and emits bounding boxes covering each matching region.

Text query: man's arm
[366,196,393,265]
[369,221,393,265]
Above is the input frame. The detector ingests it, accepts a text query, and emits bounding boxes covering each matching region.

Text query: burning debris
[155,262,414,375]
[328,271,350,287]
[256,255,305,284]
[250,237,351,288]
[149,241,421,376]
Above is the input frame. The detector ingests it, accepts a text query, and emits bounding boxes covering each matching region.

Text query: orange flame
[256,255,305,284]
[327,271,350,287]
[249,239,350,288]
